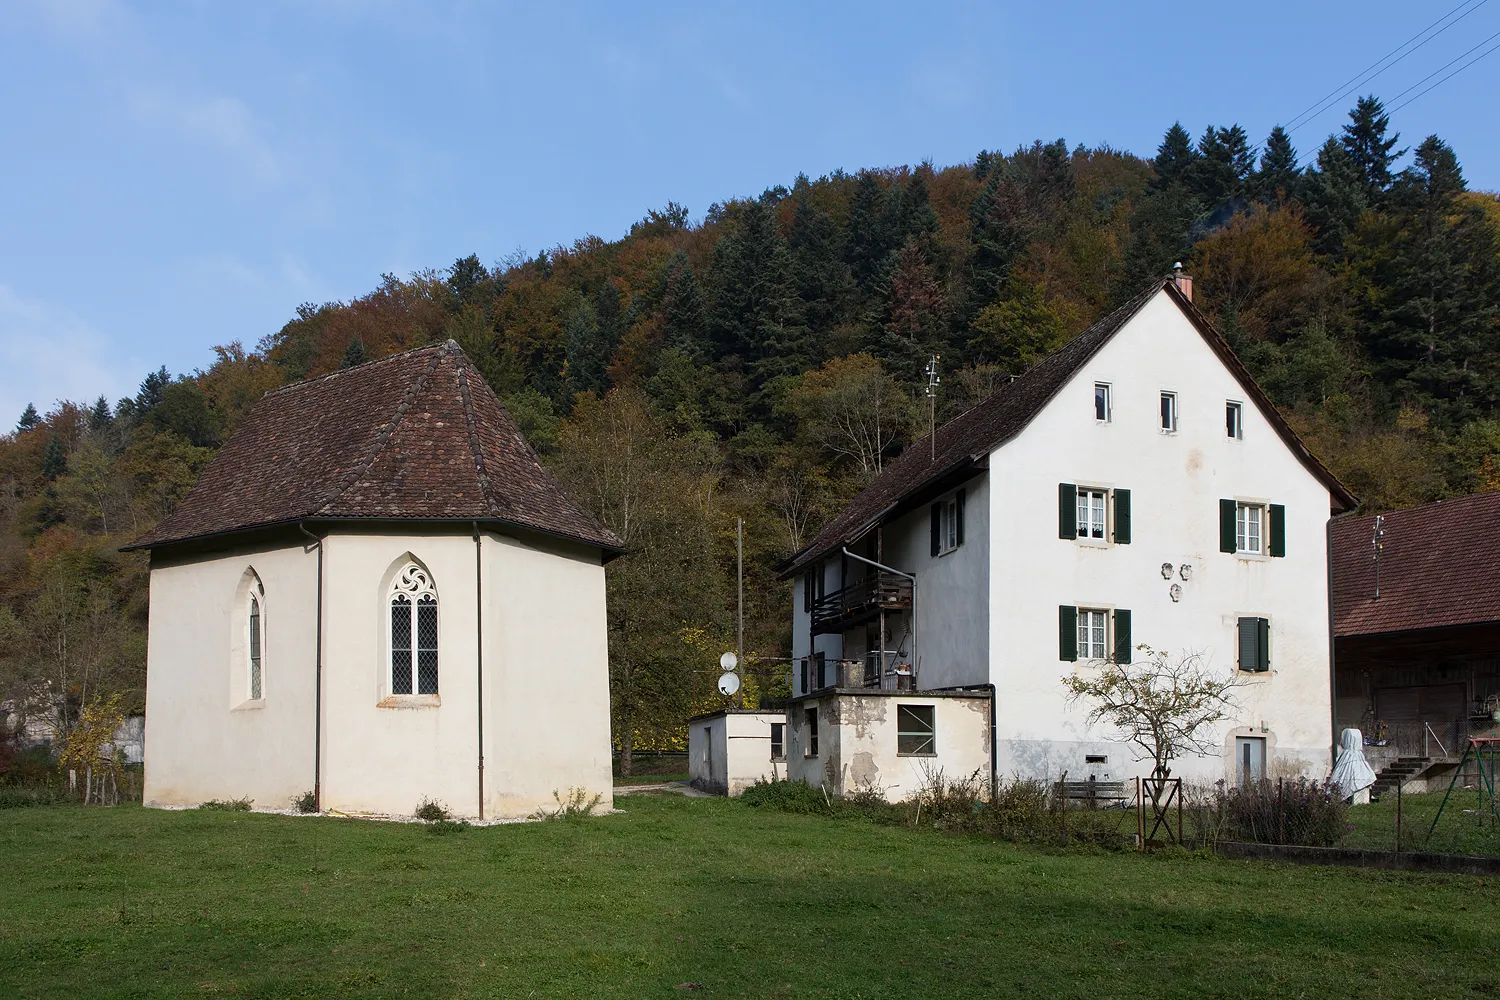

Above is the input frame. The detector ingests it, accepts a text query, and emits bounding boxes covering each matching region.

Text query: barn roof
[1332,490,1500,637]
[777,278,1355,577]
[125,340,622,553]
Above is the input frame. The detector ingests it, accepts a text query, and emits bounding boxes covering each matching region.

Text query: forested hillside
[3,97,1498,763]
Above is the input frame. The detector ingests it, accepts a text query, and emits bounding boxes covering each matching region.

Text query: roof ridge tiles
[453,356,501,518]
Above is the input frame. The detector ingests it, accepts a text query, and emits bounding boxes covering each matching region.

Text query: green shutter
[930,503,941,557]
[955,489,966,546]
[1113,488,1131,544]
[1219,499,1237,553]
[1237,618,1256,671]
[1269,504,1286,557]
[1257,617,1271,672]
[1059,484,1077,539]
[1113,609,1132,663]
[1059,605,1078,661]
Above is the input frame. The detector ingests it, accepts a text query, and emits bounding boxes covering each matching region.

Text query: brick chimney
[1171,262,1193,302]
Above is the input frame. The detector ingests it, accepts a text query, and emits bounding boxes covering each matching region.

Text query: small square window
[1094,383,1112,423]
[770,722,785,761]
[1226,401,1243,439]
[1077,609,1109,660]
[1160,391,1177,432]
[1236,503,1264,555]
[804,707,819,757]
[1076,489,1107,540]
[897,705,936,755]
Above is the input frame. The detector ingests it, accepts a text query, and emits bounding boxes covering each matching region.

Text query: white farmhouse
[126,340,622,819]
[777,272,1355,798]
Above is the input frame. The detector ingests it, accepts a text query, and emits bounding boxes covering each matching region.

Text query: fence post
[1395,777,1403,854]
[1277,777,1285,845]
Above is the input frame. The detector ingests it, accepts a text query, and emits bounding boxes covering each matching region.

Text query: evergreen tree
[844,170,895,289]
[448,254,491,309]
[707,199,808,385]
[965,172,1026,319]
[341,338,368,368]
[1150,123,1199,191]
[41,436,66,480]
[1341,96,1405,205]
[657,251,709,360]
[883,169,940,252]
[135,366,171,413]
[1189,124,1253,205]
[1255,126,1300,203]
[974,149,995,181]
[1354,135,1500,425]
[16,402,39,432]
[878,239,947,381]
[1302,137,1367,257]
[564,296,612,397]
[88,395,112,432]
[785,175,852,350]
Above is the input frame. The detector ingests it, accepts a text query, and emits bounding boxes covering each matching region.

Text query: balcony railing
[798,655,916,692]
[809,571,913,636]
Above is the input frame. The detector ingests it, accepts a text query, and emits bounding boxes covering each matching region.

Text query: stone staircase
[1370,757,1430,799]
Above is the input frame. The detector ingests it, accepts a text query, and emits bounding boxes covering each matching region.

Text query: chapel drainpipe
[839,547,916,685]
[1326,510,1355,772]
[298,523,324,811]
[473,522,485,821]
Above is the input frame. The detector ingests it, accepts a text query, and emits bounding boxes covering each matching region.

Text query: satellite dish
[717,672,741,696]
[719,651,738,670]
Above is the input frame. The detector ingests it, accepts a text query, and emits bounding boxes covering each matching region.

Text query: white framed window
[1160,391,1177,432]
[897,705,936,755]
[248,590,264,700]
[1094,383,1112,423]
[1236,502,1264,555]
[1226,400,1243,439]
[390,563,439,695]
[1076,489,1107,540]
[938,496,959,554]
[1077,609,1109,660]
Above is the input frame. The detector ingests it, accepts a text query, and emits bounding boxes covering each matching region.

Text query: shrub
[291,790,318,814]
[0,785,60,809]
[414,798,451,823]
[1218,778,1347,847]
[199,797,253,812]
[534,787,604,821]
[741,778,832,814]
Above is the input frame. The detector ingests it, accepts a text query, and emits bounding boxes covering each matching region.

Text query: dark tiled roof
[1332,490,1500,637]
[126,341,623,552]
[779,279,1354,576]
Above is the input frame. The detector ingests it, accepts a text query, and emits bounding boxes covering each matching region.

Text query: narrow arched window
[248,593,263,699]
[390,564,438,695]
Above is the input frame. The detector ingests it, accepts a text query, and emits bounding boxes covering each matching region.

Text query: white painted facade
[687,710,788,795]
[787,287,1340,789]
[785,692,992,800]
[142,525,613,819]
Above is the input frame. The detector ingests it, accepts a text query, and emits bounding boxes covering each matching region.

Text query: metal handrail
[1424,722,1450,759]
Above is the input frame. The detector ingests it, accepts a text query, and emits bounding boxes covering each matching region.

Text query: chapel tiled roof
[778,278,1355,576]
[125,341,623,552]
[1332,490,1500,637]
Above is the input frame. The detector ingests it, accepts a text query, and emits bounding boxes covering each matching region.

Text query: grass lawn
[2,795,1497,999]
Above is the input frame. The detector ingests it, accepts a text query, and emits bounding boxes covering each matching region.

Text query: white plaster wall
[987,290,1335,784]
[484,532,613,817]
[786,694,990,801]
[688,716,724,791]
[883,473,990,690]
[143,541,318,810]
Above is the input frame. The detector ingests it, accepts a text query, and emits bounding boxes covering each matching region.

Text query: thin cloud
[130,89,282,182]
[0,285,144,424]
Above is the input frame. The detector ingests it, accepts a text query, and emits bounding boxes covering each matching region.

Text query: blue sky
[3,1,1498,425]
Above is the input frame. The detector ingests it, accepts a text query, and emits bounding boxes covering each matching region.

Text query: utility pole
[736,517,745,707]
[924,354,941,463]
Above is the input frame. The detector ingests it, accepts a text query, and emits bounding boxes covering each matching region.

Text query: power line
[1388,33,1500,113]
[1286,0,1489,135]
[1380,27,1500,109]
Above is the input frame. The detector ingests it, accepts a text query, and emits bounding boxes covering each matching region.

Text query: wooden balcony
[810,571,913,636]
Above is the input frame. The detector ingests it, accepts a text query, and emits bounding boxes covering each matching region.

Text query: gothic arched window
[390,564,438,695]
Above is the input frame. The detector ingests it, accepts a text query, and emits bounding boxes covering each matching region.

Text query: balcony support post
[841,546,917,689]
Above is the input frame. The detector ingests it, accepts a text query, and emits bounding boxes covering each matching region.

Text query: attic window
[1226,401,1243,439]
[1094,383,1112,423]
[1160,392,1177,432]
